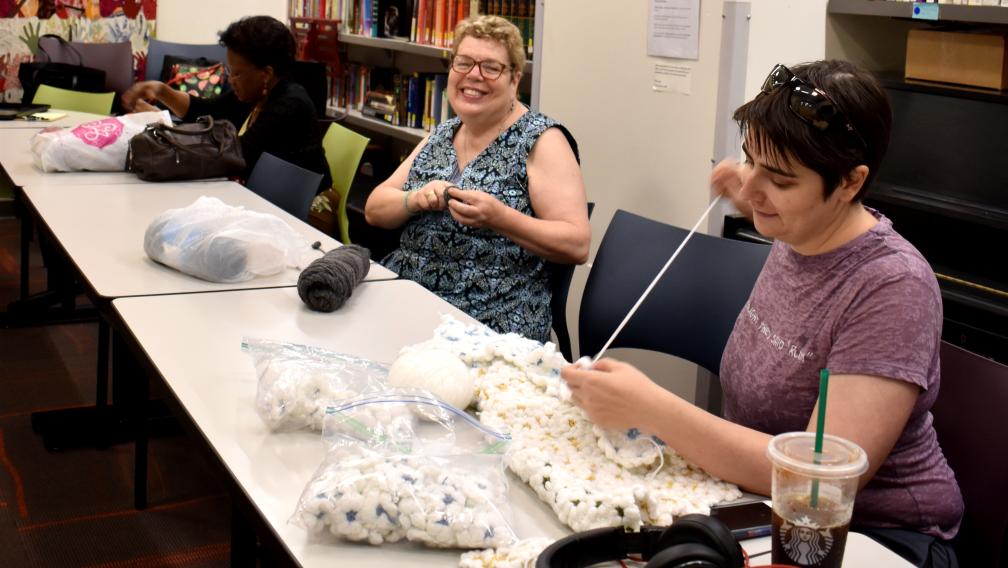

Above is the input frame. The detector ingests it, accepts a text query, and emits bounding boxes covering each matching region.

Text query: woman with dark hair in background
[122,15,331,191]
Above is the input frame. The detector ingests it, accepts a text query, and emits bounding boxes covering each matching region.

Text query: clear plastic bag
[30,111,172,172]
[241,337,391,432]
[144,196,311,282]
[293,392,515,549]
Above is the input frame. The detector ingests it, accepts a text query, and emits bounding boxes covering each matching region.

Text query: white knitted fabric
[418,316,742,534]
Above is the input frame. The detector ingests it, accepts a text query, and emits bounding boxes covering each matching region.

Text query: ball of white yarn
[388,348,474,410]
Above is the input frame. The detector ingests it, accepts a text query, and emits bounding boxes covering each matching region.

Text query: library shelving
[827,0,1008,24]
[825,0,1008,364]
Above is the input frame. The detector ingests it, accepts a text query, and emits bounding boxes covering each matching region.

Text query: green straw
[810,368,830,508]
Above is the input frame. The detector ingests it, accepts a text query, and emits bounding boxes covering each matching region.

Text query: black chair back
[578,209,770,374]
[549,202,594,362]
[246,152,323,221]
[290,60,329,118]
[934,341,1008,567]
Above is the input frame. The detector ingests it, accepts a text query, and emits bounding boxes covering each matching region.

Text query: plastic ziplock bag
[292,392,515,549]
[30,111,171,172]
[241,337,391,432]
[144,196,311,282]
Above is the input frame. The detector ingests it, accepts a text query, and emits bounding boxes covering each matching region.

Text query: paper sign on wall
[653,63,692,95]
[647,0,701,60]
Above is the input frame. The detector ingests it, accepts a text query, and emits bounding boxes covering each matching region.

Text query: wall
[537,0,728,400]
[745,0,828,97]
[156,0,286,43]
[536,0,829,402]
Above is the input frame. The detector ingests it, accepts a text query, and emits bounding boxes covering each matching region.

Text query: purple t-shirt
[720,212,963,539]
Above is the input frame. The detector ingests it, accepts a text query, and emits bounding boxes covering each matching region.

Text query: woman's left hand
[561,358,662,430]
[445,187,505,229]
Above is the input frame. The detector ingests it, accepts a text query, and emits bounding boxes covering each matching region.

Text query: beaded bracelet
[402,189,418,215]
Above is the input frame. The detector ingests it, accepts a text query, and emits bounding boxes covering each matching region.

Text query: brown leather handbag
[126,115,245,181]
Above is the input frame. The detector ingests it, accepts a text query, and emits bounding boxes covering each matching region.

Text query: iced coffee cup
[766,432,868,568]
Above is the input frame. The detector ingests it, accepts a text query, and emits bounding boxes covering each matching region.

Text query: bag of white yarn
[241,337,391,432]
[387,347,475,411]
[295,392,516,548]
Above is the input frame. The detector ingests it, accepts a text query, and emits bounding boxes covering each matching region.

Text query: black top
[184,78,331,193]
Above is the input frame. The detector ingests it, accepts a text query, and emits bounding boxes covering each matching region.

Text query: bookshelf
[824,0,1008,362]
[289,1,542,149]
[827,0,1008,24]
[340,107,429,142]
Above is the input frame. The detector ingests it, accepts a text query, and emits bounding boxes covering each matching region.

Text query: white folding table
[22,180,396,298]
[111,283,911,567]
[0,109,108,129]
[22,180,395,489]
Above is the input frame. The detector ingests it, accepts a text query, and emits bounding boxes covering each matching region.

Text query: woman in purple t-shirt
[562,60,963,568]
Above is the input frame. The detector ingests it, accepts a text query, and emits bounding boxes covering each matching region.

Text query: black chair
[933,341,1008,568]
[549,202,595,362]
[290,60,329,118]
[578,209,770,374]
[245,152,323,221]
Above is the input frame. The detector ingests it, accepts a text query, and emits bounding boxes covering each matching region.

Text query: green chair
[322,122,370,244]
[32,84,114,115]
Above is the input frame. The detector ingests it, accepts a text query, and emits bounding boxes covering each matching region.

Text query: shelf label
[911,3,939,21]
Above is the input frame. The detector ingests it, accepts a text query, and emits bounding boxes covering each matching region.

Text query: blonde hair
[452,15,525,78]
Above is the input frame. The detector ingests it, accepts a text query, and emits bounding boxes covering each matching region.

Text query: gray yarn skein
[297,244,372,312]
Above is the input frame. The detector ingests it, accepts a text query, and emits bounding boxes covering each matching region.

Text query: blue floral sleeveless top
[383,110,561,342]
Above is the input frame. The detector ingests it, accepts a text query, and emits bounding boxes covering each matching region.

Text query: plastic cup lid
[766,431,868,479]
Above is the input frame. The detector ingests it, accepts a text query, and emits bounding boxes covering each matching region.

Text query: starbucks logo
[779,516,834,566]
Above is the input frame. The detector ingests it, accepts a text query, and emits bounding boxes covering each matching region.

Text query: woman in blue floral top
[365,15,590,343]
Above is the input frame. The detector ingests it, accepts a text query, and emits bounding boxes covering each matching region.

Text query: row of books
[335,65,455,132]
[289,0,535,55]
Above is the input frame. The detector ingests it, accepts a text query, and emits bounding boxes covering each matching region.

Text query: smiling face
[739,129,866,255]
[447,37,520,122]
[225,49,270,104]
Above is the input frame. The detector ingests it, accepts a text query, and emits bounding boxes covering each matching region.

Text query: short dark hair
[733,60,892,201]
[219,16,296,77]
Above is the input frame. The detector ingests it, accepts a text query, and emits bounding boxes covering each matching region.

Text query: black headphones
[535,514,745,568]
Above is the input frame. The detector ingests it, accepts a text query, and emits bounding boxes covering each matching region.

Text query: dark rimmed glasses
[450,55,509,80]
[761,63,867,151]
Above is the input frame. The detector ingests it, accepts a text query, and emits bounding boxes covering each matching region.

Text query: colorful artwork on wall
[1,0,156,101]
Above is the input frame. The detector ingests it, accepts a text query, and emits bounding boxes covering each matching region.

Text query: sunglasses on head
[760,64,867,152]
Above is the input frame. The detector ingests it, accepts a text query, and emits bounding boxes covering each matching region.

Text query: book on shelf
[361,104,395,123]
[377,0,413,38]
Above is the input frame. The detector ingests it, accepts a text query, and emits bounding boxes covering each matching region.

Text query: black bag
[17,34,106,103]
[126,115,246,182]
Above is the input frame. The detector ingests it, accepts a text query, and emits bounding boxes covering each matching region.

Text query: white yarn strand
[584,196,722,365]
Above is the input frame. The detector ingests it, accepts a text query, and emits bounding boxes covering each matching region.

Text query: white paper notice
[653,63,691,94]
[647,0,701,60]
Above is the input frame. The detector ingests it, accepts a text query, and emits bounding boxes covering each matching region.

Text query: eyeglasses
[760,64,867,151]
[450,55,509,80]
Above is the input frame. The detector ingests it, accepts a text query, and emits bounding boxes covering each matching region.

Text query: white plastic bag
[144,196,311,282]
[30,111,171,172]
[241,337,391,432]
[293,392,515,549]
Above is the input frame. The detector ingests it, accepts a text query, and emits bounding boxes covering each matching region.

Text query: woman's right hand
[710,158,752,218]
[410,180,455,212]
[121,81,165,112]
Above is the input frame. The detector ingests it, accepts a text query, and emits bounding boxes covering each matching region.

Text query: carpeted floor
[0,216,233,567]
